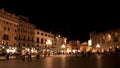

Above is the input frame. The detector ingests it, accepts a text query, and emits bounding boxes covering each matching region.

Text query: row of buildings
[1,8,119,55]
[0,8,67,54]
[90,29,120,53]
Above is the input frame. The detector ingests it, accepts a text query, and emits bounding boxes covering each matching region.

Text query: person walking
[27,51,32,61]
[6,53,9,60]
[21,49,26,61]
[36,52,40,59]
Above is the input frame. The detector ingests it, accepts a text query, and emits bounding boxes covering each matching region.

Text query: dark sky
[1,0,120,43]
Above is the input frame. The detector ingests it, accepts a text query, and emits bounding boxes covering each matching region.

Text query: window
[37,37,39,43]
[45,39,47,43]
[3,34,9,40]
[15,29,17,32]
[50,36,52,38]
[41,33,43,35]
[37,32,39,34]
[6,22,8,24]
[4,27,6,30]
[45,34,47,36]
[14,24,17,27]
[8,28,10,31]
[48,35,50,37]
[14,36,17,40]
[37,44,39,47]
[41,38,43,44]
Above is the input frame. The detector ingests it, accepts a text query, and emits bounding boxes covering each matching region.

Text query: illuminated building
[34,29,54,50]
[0,8,69,54]
[0,8,36,54]
[79,42,90,52]
[90,29,120,52]
[67,40,80,53]
[0,8,18,46]
[54,34,67,52]
[17,15,35,48]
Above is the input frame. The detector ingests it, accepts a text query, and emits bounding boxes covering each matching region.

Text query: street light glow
[46,40,52,45]
[61,44,65,49]
[96,44,100,48]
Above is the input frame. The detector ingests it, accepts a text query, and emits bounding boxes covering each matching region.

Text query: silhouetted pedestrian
[27,51,32,61]
[6,53,9,60]
[21,50,25,61]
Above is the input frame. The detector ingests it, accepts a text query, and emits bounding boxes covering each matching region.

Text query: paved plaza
[0,55,120,68]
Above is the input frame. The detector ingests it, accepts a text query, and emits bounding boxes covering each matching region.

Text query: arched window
[36,37,39,43]
[41,38,43,44]
[3,34,9,40]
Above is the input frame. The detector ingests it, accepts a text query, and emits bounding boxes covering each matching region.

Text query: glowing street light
[61,44,65,49]
[46,39,52,50]
[46,40,52,45]
[96,44,100,48]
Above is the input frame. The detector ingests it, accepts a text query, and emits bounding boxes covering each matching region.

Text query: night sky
[1,1,120,43]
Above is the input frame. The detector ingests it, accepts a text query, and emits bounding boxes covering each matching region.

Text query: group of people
[21,49,32,61]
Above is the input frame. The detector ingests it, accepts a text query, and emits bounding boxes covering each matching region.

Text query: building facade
[67,40,80,53]
[0,8,70,54]
[0,8,18,47]
[79,42,91,52]
[90,29,120,52]
[34,29,54,50]
[17,15,35,48]
[54,34,67,51]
